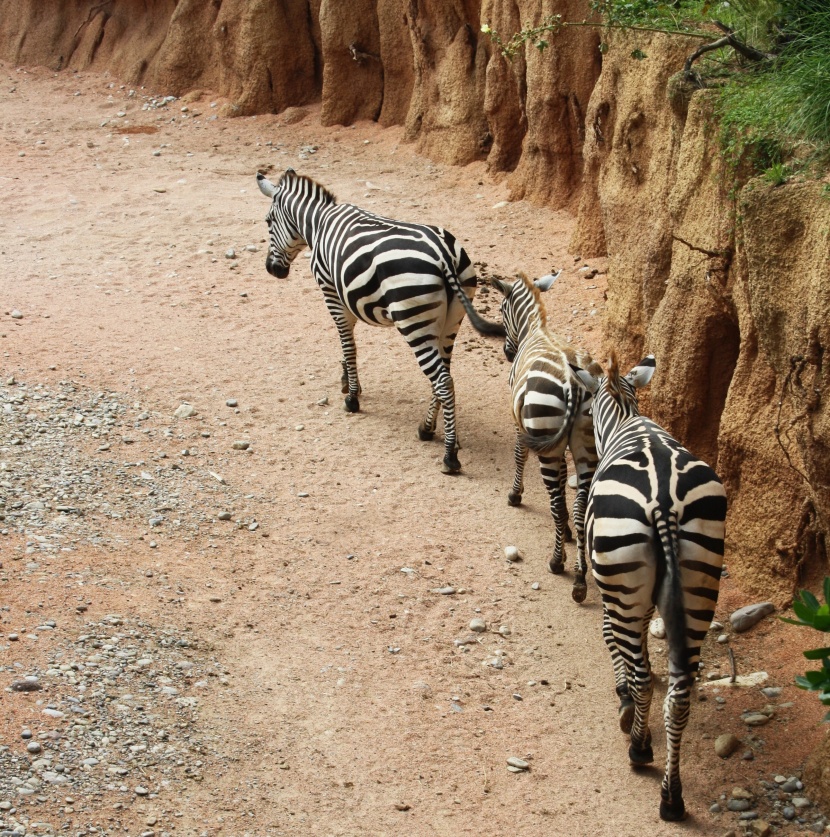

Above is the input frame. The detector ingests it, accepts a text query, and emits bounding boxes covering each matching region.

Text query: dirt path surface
[0,64,825,837]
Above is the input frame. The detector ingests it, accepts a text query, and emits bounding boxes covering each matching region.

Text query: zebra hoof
[344,395,360,413]
[571,581,587,603]
[618,698,635,734]
[441,453,461,475]
[628,742,654,766]
[548,559,565,575]
[417,423,435,442]
[659,796,686,822]
[507,492,522,507]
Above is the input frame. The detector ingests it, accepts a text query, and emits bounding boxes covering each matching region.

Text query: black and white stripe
[492,272,599,602]
[257,169,503,474]
[571,352,726,822]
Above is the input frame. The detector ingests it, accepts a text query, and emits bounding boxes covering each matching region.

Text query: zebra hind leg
[570,482,590,603]
[627,652,655,766]
[659,678,690,821]
[413,347,460,474]
[508,432,529,506]
[602,611,635,732]
[418,395,439,441]
[538,454,568,576]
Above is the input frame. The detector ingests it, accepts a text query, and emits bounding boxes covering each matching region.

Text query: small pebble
[714,733,741,758]
[649,617,665,638]
[504,545,521,563]
[217,512,232,521]
[469,618,486,633]
[26,742,42,755]
[10,310,23,319]
[506,757,529,771]
[232,441,250,450]
[226,398,238,407]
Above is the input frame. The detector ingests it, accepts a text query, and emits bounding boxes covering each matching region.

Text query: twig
[728,648,737,683]
[672,234,732,259]
[349,43,380,64]
[774,356,813,487]
[683,27,773,85]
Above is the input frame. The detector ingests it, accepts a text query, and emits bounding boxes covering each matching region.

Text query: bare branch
[672,235,732,259]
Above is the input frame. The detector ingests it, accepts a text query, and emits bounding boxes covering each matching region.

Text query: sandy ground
[0,63,827,837]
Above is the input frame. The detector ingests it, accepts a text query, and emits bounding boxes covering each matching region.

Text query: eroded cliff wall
[573,32,830,605]
[0,0,598,208]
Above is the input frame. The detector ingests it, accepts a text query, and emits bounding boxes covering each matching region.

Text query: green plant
[780,578,830,720]
[481,0,830,173]
[763,161,789,184]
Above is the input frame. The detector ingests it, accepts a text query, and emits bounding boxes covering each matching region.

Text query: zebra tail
[445,264,506,337]
[656,508,690,678]
[518,381,579,453]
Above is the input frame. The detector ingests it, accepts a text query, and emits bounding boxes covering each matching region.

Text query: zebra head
[570,352,656,451]
[257,169,307,279]
[491,272,559,362]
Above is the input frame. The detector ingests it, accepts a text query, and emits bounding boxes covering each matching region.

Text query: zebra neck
[517,310,545,345]
[596,409,641,453]
[284,192,325,248]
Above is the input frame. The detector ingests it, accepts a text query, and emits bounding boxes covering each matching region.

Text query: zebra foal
[257,169,503,474]
[571,352,726,821]
[491,272,600,602]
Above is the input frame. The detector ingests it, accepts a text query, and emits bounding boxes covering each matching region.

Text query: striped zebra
[256,169,503,474]
[570,352,726,821]
[491,272,600,603]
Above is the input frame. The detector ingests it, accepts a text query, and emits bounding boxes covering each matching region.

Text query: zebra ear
[569,363,600,394]
[257,172,277,198]
[625,355,656,389]
[490,278,513,297]
[534,270,561,292]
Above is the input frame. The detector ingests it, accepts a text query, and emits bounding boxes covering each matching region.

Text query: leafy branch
[780,577,830,721]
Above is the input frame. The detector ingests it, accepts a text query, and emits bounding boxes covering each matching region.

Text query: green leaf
[803,648,830,660]
[824,576,830,606]
[796,675,812,690]
[780,615,809,626]
[793,598,815,623]
[804,670,827,686]
[801,590,821,611]
[814,613,830,631]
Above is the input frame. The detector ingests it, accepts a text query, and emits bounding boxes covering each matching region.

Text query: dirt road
[0,63,822,837]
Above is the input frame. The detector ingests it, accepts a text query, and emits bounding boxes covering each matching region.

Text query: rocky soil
[1,63,828,837]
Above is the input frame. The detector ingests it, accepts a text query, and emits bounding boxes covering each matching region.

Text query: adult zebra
[491,272,600,602]
[571,352,726,821]
[256,169,503,474]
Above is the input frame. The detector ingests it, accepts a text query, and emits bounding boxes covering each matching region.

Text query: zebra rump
[571,351,726,822]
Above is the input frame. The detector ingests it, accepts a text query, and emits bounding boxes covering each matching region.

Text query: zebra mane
[605,350,626,401]
[516,272,547,329]
[284,171,338,206]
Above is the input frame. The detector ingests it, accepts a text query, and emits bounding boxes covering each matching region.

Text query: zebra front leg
[659,674,692,821]
[327,303,361,412]
[508,431,529,506]
[539,454,568,577]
